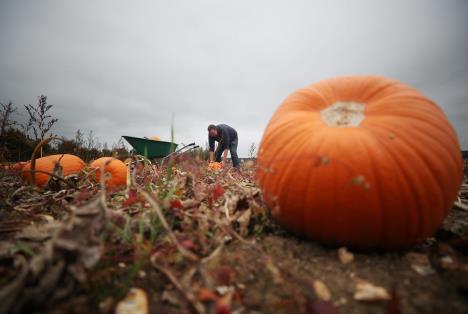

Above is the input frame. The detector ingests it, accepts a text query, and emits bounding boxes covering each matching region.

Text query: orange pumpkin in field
[257,76,464,249]
[22,154,86,187]
[208,162,223,171]
[90,157,127,188]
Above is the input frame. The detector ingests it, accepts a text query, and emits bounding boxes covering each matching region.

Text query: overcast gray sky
[1,0,467,156]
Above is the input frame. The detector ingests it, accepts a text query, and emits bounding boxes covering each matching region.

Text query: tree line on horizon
[0,95,234,163]
[0,95,129,163]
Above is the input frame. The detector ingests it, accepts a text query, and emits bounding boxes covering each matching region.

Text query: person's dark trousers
[215,137,240,168]
[229,137,240,168]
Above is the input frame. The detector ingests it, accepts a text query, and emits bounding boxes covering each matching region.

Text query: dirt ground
[50,208,468,314]
[135,211,468,314]
[1,162,468,314]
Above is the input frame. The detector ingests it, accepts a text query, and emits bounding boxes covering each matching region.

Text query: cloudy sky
[1,0,467,156]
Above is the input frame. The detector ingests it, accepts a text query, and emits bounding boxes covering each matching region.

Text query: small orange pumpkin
[22,154,86,187]
[90,157,127,188]
[208,162,223,171]
[257,76,464,249]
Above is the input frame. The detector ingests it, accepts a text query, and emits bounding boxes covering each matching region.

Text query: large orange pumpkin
[22,154,86,187]
[257,76,464,249]
[90,157,127,188]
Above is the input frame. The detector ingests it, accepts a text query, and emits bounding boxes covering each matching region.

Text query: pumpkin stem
[320,102,365,127]
[29,136,64,186]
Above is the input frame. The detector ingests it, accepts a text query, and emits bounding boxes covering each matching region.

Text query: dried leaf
[337,247,354,264]
[440,255,458,270]
[0,196,108,313]
[265,257,282,284]
[454,200,468,211]
[215,285,234,296]
[161,290,182,306]
[237,209,251,236]
[313,280,332,301]
[115,288,148,314]
[354,281,390,301]
[15,223,56,242]
[406,252,435,276]
[411,264,435,276]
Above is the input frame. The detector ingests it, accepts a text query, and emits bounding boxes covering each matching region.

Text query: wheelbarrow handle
[173,142,195,154]
[160,142,197,165]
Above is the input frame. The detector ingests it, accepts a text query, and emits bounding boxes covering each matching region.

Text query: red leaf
[216,266,234,285]
[215,297,231,314]
[170,199,183,209]
[212,185,225,201]
[123,188,139,206]
[179,239,197,250]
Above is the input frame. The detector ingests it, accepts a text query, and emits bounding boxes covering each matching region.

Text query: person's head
[208,124,218,137]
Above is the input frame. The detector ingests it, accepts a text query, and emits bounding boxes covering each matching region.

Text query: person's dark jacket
[209,124,238,152]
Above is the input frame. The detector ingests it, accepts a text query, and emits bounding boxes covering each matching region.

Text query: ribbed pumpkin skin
[22,154,86,187]
[257,76,464,249]
[90,157,127,188]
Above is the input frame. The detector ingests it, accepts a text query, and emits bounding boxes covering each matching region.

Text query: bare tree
[86,130,97,150]
[248,142,257,158]
[102,142,112,156]
[74,129,84,148]
[0,101,18,160]
[24,95,58,156]
[0,101,17,139]
[112,137,129,157]
[84,130,99,161]
[113,137,127,150]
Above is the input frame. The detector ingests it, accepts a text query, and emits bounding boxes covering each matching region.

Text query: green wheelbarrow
[122,135,197,162]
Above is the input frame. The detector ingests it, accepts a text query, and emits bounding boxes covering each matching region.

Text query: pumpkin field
[2,1,468,313]
[1,76,468,314]
[0,153,467,314]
